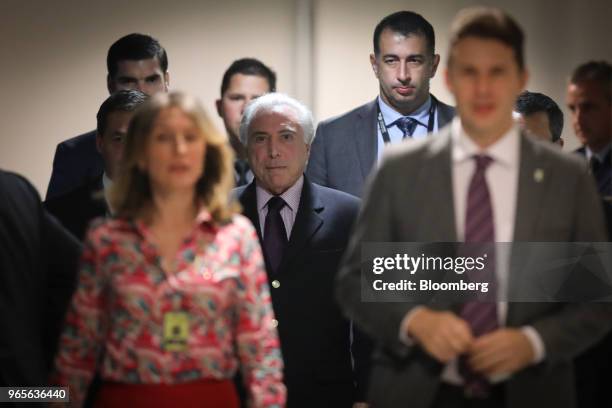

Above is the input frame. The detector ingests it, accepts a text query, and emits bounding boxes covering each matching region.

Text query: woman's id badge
[163,311,190,352]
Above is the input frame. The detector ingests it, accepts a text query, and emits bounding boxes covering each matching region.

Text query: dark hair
[107,33,168,79]
[220,58,276,96]
[449,7,525,70]
[373,11,435,56]
[96,90,148,136]
[570,60,612,102]
[515,91,564,142]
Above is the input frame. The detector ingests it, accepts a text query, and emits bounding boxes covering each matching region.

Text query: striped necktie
[459,155,498,398]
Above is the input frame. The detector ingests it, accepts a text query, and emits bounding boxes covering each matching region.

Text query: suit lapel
[89,174,109,217]
[278,179,324,273]
[434,96,456,129]
[507,135,552,324]
[417,130,458,309]
[354,99,379,181]
[420,129,457,241]
[93,174,104,191]
[238,181,263,241]
[513,134,550,242]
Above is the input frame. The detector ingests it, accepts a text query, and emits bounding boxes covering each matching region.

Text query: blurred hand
[353,403,369,408]
[406,308,474,363]
[468,328,535,376]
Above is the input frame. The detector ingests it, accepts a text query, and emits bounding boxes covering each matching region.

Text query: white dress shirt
[585,143,611,163]
[400,118,545,385]
[102,173,114,215]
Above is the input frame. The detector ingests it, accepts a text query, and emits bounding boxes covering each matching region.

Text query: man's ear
[163,71,170,91]
[557,138,564,148]
[107,74,115,95]
[95,132,103,154]
[444,67,452,94]
[430,54,441,78]
[215,99,223,117]
[519,68,529,91]
[370,54,379,78]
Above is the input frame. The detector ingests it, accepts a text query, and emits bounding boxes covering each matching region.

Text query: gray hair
[239,92,315,146]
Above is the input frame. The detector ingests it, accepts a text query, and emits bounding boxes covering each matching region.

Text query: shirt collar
[377,95,432,127]
[451,117,520,169]
[102,173,115,215]
[102,172,112,190]
[586,143,611,162]
[256,175,304,212]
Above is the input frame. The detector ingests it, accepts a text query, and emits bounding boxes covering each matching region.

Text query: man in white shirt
[337,6,611,408]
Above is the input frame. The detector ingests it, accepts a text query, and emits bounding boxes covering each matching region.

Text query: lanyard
[377,96,437,144]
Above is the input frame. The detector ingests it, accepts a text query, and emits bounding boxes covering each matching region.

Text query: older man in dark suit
[337,7,612,408]
[0,170,81,389]
[307,11,455,198]
[235,93,364,407]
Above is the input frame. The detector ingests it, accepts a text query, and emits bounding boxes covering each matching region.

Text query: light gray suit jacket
[306,96,455,198]
[336,126,612,408]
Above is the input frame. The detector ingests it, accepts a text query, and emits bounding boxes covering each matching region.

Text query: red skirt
[94,379,240,408]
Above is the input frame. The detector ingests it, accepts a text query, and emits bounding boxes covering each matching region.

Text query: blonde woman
[52,92,285,407]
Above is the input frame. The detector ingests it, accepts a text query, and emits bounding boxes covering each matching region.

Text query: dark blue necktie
[389,116,419,138]
[263,196,288,274]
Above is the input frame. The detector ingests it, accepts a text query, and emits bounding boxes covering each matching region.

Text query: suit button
[271,280,280,289]
[271,319,278,328]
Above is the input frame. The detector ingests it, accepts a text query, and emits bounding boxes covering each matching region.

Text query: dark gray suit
[336,127,612,408]
[306,96,455,197]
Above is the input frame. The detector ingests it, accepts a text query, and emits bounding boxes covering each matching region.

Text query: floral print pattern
[52,212,285,407]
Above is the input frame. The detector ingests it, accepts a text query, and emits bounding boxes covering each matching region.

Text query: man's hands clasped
[406,308,535,376]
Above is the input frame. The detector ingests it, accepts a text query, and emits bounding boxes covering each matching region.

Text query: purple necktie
[263,196,288,274]
[459,155,498,398]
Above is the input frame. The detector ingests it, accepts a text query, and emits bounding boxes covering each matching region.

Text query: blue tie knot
[389,116,419,138]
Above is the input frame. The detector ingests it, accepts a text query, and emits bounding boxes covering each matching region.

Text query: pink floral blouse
[52,211,285,407]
